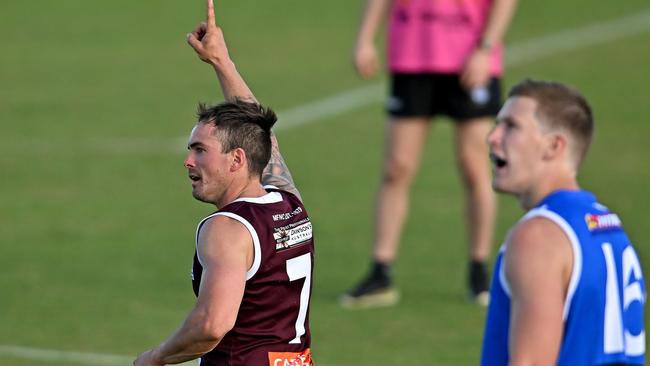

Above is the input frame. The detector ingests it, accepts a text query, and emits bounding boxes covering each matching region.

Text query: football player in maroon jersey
[134,1,315,365]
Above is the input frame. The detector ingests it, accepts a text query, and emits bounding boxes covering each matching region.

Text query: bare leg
[373,117,431,263]
[454,117,495,261]
[454,117,496,303]
[340,117,430,308]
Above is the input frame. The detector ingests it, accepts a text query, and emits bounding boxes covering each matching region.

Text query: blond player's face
[184,123,231,204]
[487,96,547,196]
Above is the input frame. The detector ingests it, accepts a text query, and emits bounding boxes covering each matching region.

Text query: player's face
[487,96,547,196]
[184,123,232,204]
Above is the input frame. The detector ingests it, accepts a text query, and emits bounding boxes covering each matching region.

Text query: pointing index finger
[207,0,216,28]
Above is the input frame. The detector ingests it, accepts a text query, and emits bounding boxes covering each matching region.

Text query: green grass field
[1,0,649,365]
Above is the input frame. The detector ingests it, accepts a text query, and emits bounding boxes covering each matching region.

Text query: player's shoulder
[507,216,572,258]
[199,214,250,242]
[512,216,563,238]
[505,217,574,287]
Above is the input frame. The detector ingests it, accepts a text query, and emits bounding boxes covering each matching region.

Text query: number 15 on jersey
[602,243,646,358]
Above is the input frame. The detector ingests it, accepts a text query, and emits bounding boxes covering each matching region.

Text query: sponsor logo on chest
[585,213,622,231]
[274,218,313,251]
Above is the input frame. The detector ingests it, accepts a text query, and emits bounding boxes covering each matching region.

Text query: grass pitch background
[1,0,649,365]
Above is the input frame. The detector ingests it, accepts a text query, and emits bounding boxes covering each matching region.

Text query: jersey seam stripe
[497,244,511,297]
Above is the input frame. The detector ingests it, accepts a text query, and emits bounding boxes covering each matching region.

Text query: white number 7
[286,253,312,344]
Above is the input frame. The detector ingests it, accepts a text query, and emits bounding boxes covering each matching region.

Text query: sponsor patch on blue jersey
[585,213,622,232]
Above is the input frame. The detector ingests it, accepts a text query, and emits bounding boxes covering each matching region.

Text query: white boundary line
[273,7,650,131]
[4,8,650,155]
[0,345,135,365]
[2,8,650,366]
[109,7,650,151]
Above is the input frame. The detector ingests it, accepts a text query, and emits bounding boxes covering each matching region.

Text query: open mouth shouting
[490,153,507,169]
[189,172,202,185]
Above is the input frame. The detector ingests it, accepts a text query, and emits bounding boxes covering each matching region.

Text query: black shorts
[387,73,502,120]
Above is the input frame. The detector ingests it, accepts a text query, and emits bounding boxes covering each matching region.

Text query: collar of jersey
[232,191,283,204]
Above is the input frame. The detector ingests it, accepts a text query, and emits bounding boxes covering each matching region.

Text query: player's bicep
[505,218,572,366]
[195,216,252,336]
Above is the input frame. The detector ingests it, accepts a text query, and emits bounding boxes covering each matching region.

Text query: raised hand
[187,0,230,66]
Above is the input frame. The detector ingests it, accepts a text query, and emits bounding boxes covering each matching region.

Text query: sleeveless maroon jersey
[191,187,315,366]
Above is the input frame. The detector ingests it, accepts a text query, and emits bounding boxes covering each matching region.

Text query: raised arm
[186,0,301,200]
[186,0,255,102]
[262,134,302,200]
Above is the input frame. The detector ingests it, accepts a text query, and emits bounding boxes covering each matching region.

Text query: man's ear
[230,148,247,172]
[542,132,568,161]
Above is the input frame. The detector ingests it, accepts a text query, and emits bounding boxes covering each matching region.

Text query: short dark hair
[509,79,594,165]
[196,99,277,177]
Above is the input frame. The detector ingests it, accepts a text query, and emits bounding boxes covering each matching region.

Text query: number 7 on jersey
[286,253,312,344]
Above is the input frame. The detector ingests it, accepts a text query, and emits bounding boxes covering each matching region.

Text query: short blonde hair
[509,79,594,166]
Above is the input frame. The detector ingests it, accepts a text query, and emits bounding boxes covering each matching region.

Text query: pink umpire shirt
[387,0,503,75]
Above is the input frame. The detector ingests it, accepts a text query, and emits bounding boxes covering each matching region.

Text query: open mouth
[490,153,507,168]
[189,173,201,182]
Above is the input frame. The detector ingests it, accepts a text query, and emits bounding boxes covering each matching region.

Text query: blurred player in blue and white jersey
[481,79,645,366]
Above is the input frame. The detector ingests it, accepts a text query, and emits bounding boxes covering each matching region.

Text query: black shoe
[468,260,490,306]
[339,263,399,309]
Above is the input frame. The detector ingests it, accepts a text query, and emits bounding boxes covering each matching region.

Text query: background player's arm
[460,0,518,89]
[187,0,302,201]
[505,217,573,366]
[353,0,391,79]
[134,216,250,366]
[479,0,518,49]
